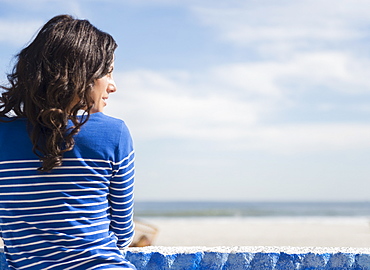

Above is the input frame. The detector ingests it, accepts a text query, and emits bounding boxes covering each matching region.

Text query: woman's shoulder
[88,112,124,124]
[79,112,131,139]
[84,112,126,128]
[71,113,133,160]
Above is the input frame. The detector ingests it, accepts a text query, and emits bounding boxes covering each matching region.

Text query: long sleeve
[109,122,135,248]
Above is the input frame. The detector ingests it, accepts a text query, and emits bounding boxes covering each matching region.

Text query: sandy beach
[2,216,370,249]
[136,216,370,248]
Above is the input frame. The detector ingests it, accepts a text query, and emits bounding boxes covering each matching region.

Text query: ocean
[134,201,370,218]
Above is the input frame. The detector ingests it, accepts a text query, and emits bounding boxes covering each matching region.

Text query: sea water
[133,201,370,247]
[134,201,370,218]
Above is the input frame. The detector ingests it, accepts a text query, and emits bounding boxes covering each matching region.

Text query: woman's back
[0,113,135,269]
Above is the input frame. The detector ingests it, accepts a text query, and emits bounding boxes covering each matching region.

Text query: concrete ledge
[2,246,370,269]
[124,247,370,270]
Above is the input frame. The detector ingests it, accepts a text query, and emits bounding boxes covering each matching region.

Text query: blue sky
[1,0,370,201]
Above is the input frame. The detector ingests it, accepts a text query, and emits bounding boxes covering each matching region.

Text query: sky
[1,0,370,202]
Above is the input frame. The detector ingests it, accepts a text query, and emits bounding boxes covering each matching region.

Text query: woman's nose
[107,79,117,93]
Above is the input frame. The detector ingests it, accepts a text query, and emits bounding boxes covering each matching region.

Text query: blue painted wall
[1,247,370,269]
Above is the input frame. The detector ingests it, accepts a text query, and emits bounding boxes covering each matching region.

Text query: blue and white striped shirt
[0,112,136,269]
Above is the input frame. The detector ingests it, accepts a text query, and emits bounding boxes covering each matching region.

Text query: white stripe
[0,157,114,166]
[62,157,112,164]
[3,228,109,242]
[113,167,135,178]
[112,150,135,166]
[64,255,123,270]
[110,195,134,205]
[0,167,37,173]
[110,189,134,199]
[0,165,112,174]
[110,204,133,212]
[113,226,135,236]
[117,157,135,170]
[0,187,108,196]
[110,174,135,185]
[7,234,110,256]
[111,209,134,219]
[0,180,108,188]
[5,227,114,251]
[2,220,110,235]
[55,165,111,171]
[0,159,39,165]
[9,243,75,257]
[119,236,134,248]
[0,173,109,181]
[16,239,117,270]
[48,246,120,270]
[0,206,110,219]
[5,236,82,249]
[112,157,135,174]
[0,212,108,226]
[0,200,107,211]
[10,236,116,264]
[109,182,134,192]
[111,217,133,225]
[0,193,106,204]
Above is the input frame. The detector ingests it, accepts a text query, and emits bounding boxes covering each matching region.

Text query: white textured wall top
[3,246,370,269]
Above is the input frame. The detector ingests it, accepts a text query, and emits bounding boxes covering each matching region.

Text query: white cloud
[230,123,370,153]
[106,49,370,153]
[190,0,370,55]
[209,64,283,98]
[271,52,370,94]
[211,51,370,97]
[107,70,264,140]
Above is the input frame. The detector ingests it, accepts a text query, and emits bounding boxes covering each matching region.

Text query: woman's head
[16,14,117,115]
[0,14,118,171]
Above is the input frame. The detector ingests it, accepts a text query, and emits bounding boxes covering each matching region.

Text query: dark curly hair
[0,14,117,171]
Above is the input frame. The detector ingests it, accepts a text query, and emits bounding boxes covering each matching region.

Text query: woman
[0,15,136,269]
